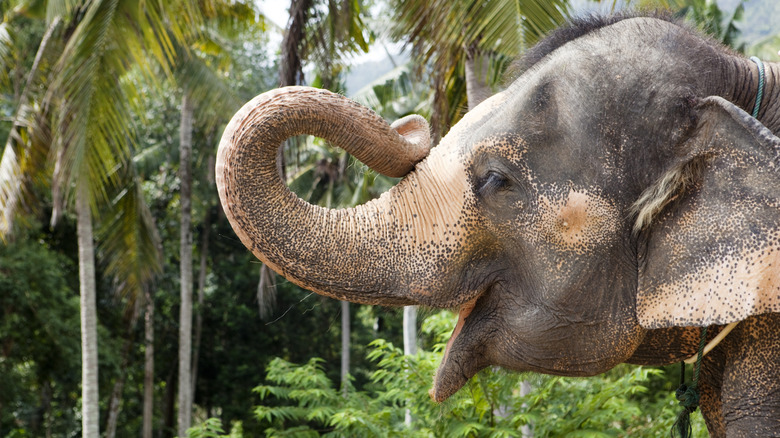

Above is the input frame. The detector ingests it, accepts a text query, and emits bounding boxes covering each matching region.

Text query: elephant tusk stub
[683,321,740,364]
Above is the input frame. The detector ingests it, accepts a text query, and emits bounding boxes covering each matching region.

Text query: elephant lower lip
[429,295,481,402]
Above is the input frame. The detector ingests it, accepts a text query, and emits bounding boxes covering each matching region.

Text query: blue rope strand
[750,56,765,118]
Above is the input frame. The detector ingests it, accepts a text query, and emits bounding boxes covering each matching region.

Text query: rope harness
[750,56,765,118]
[670,322,739,438]
[671,327,708,438]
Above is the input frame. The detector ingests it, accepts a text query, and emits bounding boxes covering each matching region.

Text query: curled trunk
[216,86,470,306]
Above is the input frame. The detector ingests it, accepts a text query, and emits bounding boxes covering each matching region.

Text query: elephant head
[217,14,780,432]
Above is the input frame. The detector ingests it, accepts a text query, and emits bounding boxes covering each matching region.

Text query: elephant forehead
[532,187,621,254]
[468,133,528,164]
[447,90,511,143]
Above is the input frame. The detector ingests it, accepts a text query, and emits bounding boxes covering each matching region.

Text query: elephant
[216,13,780,437]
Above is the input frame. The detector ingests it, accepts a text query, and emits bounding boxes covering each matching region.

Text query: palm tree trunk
[520,380,533,437]
[143,287,154,438]
[340,301,350,397]
[280,0,312,87]
[257,264,277,319]
[403,306,418,356]
[76,179,99,438]
[104,329,134,438]
[191,195,211,404]
[38,380,52,438]
[177,92,194,437]
[162,368,176,438]
[403,305,417,426]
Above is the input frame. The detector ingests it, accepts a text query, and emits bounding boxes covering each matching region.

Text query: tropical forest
[1,0,779,437]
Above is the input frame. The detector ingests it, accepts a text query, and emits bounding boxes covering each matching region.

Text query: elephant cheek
[533,188,621,255]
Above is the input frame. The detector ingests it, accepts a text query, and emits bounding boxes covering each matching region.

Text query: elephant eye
[477,170,511,196]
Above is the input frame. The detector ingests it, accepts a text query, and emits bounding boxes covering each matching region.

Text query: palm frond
[203,0,264,39]
[97,162,163,305]
[175,47,241,125]
[0,21,14,87]
[0,16,62,238]
[45,0,78,23]
[350,63,423,118]
[388,0,569,137]
[49,0,125,216]
[48,0,209,212]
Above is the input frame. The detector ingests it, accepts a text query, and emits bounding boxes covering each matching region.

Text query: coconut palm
[170,3,260,433]
[387,0,569,139]
[0,1,199,435]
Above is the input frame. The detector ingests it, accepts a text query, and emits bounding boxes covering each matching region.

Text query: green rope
[671,326,709,438]
[750,56,765,118]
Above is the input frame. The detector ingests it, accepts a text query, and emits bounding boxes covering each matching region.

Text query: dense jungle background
[1,0,779,437]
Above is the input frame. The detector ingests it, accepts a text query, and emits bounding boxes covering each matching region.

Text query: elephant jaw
[430,296,490,402]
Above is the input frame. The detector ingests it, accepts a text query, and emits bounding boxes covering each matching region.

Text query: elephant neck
[722,56,780,134]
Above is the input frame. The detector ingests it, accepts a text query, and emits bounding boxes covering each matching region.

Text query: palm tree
[0,1,198,435]
[143,285,155,438]
[388,0,568,139]
[178,89,195,436]
[171,3,259,434]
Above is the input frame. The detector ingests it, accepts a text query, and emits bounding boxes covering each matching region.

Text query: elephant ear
[635,96,780,329]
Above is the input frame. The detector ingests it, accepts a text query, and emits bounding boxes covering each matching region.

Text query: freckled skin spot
[640,244,780,327]
[534,188,621,254]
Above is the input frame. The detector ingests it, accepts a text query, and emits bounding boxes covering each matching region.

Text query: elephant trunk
[216,86,469,306]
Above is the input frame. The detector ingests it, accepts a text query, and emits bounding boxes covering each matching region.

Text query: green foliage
[188,417,244,438]
[675,0,746,50]
[190,310,708,437]
[0,226,80,436]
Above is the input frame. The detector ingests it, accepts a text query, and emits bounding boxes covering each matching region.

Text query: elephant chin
[429,297,490,402]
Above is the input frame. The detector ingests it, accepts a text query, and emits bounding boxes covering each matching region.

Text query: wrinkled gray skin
[217,15,780,437]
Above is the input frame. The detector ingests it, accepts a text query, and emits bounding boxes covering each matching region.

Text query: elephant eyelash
[477,171,511,196]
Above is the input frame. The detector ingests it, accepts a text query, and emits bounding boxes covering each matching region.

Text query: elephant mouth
[443,297,480,361]
[429,288,491,402]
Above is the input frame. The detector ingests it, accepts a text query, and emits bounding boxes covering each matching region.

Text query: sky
[255,0,401,66]
[257,1,288,29]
